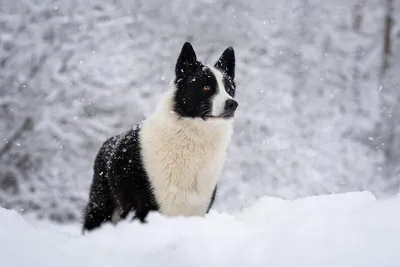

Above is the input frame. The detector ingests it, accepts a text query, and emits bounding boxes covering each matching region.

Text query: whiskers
[199,104,212,118]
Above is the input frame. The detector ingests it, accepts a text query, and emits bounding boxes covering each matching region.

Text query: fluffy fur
[82,42,238,232]
[140,89,233,216]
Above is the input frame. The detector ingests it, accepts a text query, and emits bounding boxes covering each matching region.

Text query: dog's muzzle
[221,99,238,118]
[203,99,238,120]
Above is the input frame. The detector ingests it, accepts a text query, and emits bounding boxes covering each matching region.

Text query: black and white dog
[82,42,238,232]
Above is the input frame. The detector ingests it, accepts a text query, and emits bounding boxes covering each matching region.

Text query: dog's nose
[225,99,238,111]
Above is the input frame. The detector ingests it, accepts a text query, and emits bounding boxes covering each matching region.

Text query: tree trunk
[382,0,393,75]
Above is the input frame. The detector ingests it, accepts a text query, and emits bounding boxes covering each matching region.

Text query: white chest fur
[140,95,233,217]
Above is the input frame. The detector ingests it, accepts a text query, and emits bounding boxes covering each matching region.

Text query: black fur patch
[214,47,235,80]
[82,124,159,232]
[223,76,236,98]
[174,65,219,119]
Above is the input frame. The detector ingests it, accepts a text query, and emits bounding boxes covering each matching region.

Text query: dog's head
[172,42,238,121]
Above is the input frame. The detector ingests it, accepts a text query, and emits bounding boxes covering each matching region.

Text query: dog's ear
[215,47,235,80]
[175,42,197,81]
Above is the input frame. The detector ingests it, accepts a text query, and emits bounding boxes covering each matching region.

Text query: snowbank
[1,191,399,267]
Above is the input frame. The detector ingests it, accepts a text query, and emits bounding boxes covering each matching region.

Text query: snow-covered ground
[1,191,399,267]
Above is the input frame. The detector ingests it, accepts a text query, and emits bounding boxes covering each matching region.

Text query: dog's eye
[204,86,210,91]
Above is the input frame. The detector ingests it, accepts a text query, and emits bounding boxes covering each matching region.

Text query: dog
[82,42,238,232]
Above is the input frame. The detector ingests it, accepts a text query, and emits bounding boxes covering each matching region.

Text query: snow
[1,191,400,267]
[0,3,399,265]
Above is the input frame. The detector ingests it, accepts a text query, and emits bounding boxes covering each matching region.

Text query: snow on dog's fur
[82,42,238,232]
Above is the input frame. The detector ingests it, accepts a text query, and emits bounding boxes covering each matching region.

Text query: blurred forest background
[0,0,399,223]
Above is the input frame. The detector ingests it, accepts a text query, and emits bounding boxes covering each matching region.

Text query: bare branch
[0,117,34,161]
